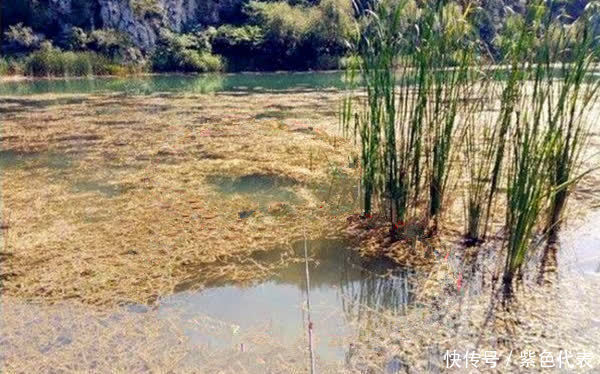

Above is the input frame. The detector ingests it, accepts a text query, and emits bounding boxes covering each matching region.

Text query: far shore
[0,70,346,84]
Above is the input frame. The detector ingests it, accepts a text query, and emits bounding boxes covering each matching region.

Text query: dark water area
[0,150,72,170]
[208,174,300,210]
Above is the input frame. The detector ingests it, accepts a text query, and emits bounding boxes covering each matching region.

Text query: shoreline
[0,69,345,84]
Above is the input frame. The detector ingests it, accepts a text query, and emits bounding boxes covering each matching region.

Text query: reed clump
[500,2,600,297]
[23,46,142,77]
[343,0,600,297]
[343,0,479,234]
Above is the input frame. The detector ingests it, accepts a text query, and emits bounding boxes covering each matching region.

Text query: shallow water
[2,71,599,371]
[158,239,416,363]
[560,211,600,276]
[0,150,72,170]
[209,174,300,210]
[0,239,417,371]
[72,180,126,198]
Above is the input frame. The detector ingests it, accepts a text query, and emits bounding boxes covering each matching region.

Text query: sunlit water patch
[0,239,418,371]
[560,210,600,276]
[158,239,417,363]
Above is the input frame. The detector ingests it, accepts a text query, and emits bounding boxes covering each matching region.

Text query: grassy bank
[0,51,146,78]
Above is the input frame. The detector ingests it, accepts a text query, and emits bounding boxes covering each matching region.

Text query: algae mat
[0,92,358,306]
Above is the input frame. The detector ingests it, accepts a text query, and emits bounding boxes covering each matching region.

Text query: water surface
[2,68,599,97]
[560,211,600,276]
[0,72,346,96]
[159,239,416,363]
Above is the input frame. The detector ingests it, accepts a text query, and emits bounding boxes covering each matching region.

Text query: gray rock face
[37,0,247,51]
[94,0,232,51]
[98,0,160,51]
[42,0,208,51]
[162,0,200,32]
[49,0,72,15]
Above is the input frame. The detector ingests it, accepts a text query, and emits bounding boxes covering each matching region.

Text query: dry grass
[1,89,598,304]
[0,92,358,306]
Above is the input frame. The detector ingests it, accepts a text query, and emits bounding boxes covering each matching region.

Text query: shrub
[242,0,352,69]
[339,55,362,69]
[151,30,222,72]
[88,29,135,60]
[59,26,89,51]
[24,46,119,77]
[153,49,223,72]
[3,23,45,54]
[212,25,264,52]
[308,0,355,56]
[0,58,9,75]
[130,0,164,19]
[245,1,318,45]
[25,45,64,76]
[3,58,25,75]
[194,52,224,72]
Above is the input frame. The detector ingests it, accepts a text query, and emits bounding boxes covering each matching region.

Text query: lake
[0,71,347,96]
[1,72,599,372]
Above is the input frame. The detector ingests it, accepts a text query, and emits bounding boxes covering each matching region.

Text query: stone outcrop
[98,0,161,50]
[44,0,244,51]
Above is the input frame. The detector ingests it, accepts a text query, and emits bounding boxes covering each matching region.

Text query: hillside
[0,0,595,73]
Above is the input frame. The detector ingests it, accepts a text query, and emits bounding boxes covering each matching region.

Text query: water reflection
[158,239,416,363]
[208,174,300,210]
[560,211,600,276]
[3,68,599,97]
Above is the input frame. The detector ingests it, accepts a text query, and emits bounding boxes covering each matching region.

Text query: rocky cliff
[44,0,244,50]
[98,0,160,50]
[5,0,594,54]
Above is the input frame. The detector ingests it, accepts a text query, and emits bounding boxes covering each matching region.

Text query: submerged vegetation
[343,0,600,301]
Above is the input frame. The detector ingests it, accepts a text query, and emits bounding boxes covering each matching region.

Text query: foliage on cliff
[0,0,597,75]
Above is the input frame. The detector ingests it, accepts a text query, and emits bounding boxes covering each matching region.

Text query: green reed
[342,0,599,281]
[422,2,475,227]
[499,0,600,298]
[538,7,600,276]
[344,0,412,219]
[464,13,533,243]
[344,0,476,231]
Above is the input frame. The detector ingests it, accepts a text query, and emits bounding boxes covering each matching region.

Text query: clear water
[2,71,598,371]
[2,69,599,97]
[157,239,417,363]
[0,72,347,96]
[0,150,72,170]
[208,174,300,212]
[560,211,600,276]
